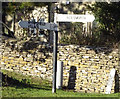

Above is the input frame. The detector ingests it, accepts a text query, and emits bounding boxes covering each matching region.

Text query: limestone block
[1,64,5,69]
[34,70,40,73]
[0,49,4,53]
[37,67,46,72]
[80,64,88,68]
[3,52,10,56]
[92,66,99,69]
[40,74,45,79]
[13,66,18,70]
[83,56,89,58]
[1,61,6,65]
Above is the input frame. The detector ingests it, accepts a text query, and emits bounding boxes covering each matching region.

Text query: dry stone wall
[0,37,120,94]
[58,45,120,93]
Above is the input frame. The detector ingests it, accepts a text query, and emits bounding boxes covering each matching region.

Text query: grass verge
[1,70,120,98]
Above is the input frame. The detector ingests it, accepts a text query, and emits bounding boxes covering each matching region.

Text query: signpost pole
[52,7,58,93]
[52,30,58,93]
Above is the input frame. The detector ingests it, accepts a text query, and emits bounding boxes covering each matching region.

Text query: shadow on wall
[114,70,119,93]
[68,66,77,89]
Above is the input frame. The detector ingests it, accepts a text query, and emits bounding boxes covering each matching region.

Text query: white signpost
[105,68,116,94]
[19,20,58,31]
[54,13,95,23]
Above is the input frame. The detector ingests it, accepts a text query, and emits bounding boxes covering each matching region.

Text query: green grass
[2,86,119,97]
[1,70,120,98]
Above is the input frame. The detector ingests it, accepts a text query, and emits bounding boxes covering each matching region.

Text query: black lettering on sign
[67,16,72,20]
[67,16,86,20]
[75,16,79,19]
